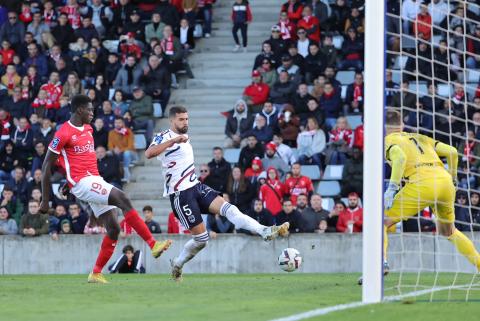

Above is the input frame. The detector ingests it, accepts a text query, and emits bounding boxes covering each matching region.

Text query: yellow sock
[383,226,388,263]
[447,229,480,271]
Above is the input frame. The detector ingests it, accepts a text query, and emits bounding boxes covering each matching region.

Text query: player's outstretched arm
[39,149,59,213]
[435,142,459,180]
[144,135,188,159]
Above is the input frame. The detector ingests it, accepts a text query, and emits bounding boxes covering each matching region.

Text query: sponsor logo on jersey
[51,137,60,149]
[73,143,95,154]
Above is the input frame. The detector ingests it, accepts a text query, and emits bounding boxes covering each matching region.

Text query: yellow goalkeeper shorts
[385,176,455,224]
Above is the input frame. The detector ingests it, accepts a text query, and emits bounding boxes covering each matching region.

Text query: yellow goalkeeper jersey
[385,132,451,182]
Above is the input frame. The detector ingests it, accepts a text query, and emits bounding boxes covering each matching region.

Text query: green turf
[1,273,480,321]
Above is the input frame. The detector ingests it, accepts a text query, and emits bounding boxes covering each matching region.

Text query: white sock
[174,232,208,268]
[220,202,266,235]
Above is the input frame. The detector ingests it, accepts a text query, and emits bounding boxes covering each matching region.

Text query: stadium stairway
[126,0,281,229]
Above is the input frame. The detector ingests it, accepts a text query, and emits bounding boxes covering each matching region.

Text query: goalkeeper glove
[453,177,458,190]
[384,182,400,210]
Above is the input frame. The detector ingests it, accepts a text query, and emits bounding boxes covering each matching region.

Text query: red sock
[93,236,117,273]
[124,208,156,249]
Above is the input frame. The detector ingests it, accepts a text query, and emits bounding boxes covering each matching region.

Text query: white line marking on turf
[269,284,472,321]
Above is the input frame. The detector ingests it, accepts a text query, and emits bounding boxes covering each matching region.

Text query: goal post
[362,0,386,304]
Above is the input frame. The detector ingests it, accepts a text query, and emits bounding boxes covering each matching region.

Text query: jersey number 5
[409,137,424,154]
[182,205,192,216]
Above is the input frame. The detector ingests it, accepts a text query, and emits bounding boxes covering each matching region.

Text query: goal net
[380,0,480,301]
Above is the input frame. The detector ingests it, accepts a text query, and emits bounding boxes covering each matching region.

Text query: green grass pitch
[1,273,480,321]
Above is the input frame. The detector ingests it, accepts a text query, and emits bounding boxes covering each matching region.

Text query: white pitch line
[268,284,472,321]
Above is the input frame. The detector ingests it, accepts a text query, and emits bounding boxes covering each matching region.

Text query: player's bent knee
[193,231,209,248]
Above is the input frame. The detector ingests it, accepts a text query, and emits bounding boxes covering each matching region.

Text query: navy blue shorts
[169,183,219,230]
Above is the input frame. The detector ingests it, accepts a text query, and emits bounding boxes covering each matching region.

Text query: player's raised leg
[108,188,172,258]
[209,196,289,241]
[88,210,120,284]
[439,222,480,271]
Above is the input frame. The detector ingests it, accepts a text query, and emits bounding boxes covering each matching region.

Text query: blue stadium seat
[0,184,4,193]
[466,83,478,99]
[301,165,321,180]
[224,148,241,164]
[466,69,480,83]
[291,148,299,161]
[332,35,344,50]
[52,184,60,194]
[391,70,402,84]
[134,134,147,150]
[393,55,408,70]
[322,197,335,211]
[438,84,453,97]
[401,35,417,49]
[336,70,356,85]
[317,181,341,197]
[341,85,348,100]
[408,82,428,97]
[153,102,163,118]
[346,115,362,129]
[323,165,344,180]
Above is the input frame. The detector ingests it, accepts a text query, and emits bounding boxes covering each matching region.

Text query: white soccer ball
[278,248,302,272]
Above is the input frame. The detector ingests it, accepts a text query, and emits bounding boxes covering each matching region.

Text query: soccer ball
[278,248,302,272]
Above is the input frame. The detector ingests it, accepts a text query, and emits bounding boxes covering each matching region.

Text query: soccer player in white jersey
[145,106,290,281]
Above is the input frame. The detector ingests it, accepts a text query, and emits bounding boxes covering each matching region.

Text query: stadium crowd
[1,0,480,239]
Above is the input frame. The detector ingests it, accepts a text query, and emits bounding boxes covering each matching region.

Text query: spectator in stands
[454,191,471,232]
[96,145,122,189]
[11,116,33,157]
[83,215,107,235]
[259,167,285,216]
[336,192,363,233]
[405,42,433,83]
[0,186,23,226]
[320,36,338,69]
[231,0,252,52]
[167,211,190,234]
[325,116,353,165]
[329,0,350,33]
[277,54,302,85]
[67,203,88,234]
[20,199,48,237]
[243,70,270,113]
[114,54,143,97]
[344,6,364,35]
[273,133,296,165]
[428,0,449,26]
[207,211,234,237]
[109,244,145,273]
[391,79,417,109]
[467,25,480,69]
[0,12,24,48]
[92,118,108,149]
[435,99,464,146]
[405,101,433,134]
[25,43,48,79]
[341,146,363,197]
[338,27,363,71]
[244,157,263,187]
[248,114,273,145]
[111,90,129,117]
[268,25,287,60]
[130,86,154,144]
[320,82,342,129]
[276,198,303,233]
[100,100,115,131]
[31,142,46,174]
[108,117,137,183]
[345,72,364,113]
[253,41,278,70]
[270,70,296,107]
[471,192,480,230]
[281,0,304,24]
[62,72,84,101]
[2,64,21,95]
[256,58,278,88]
[259,101,279,131]
[226,166,255,212]
[244,199,274,233]
[278,10,296,43]
[293,83,315,117]
[458,162,477,191]
[160,25,183,88]
[413,3,432,41]
[145,12,165,43]
[143,205,161,234]
[402,0,421,34]
[239,135,264,170]
[301,193,329,232]
[225,99,253,148]
[28,12,50,44]
[385,70,399,106]
[295,193,308,213]
[208,147,231,193]
[289,44,306,71]
[33,118,55,147]
[297,5,320,43]
[324,65,341,92]
[295,27,310,59]
[4,87,30,121]
[277,104,300,147]
[9,166,28,205]
[262,141,290,179]
[285,163,314,205]
[305,43,326,84]
[297,117,326,170]
[0,206,18,235]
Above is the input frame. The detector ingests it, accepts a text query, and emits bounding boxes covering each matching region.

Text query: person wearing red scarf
[353,123,364,151]
[281,0,304,24]
[296,6,320,43]
[39,72,63,110]
[0,108,12,142]
[0,41,15,66]
[60,0,81,29]
[259,167,285,216]
[243,70,270,112]
[32,89,54,118]
[1,64,20,95]
[277,11,296,41]
[19,3,33,24]
[119,33,142,63]
[345,72,364,113]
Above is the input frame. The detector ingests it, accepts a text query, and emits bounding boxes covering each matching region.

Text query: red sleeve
[336,213,347,232]
[354,210,363,228]
[167,213,178,234]
[292,5,304,20]
[48,124,69,154]
[306,178,313,193]
[231,8,235,22]
[31,98,40,108]
[467,39,474,54]
[247,5,253,22]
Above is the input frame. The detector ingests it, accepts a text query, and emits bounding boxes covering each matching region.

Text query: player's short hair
[28,199,39,205]
[122,245,134,254]
[71,94,91,113]
[142,205,153,212]
[386,108,402,127]
[169,106,188,118]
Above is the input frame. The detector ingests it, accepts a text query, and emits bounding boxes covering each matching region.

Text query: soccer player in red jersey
[284,163,314,205]
[40,95,172,283]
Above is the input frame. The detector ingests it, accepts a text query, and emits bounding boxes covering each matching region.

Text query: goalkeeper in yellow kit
[383,109,480,272]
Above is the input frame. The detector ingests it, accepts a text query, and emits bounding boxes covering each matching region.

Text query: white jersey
[150,129,198,196]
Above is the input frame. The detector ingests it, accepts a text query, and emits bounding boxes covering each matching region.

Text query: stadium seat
[466,83,477,99]
[153,102,163,118]
[291,148,298,161]
[224,148,241,164]
[466,69,480,83]
[322,197,335,211]
[437,84,453,97]
[0,184,3,193]
[108,88,115,100]
[432,35,442,46]
[301,165,321,180]
[332,35,344,50]
[317,181,341,197]
[391,69,402,83]
[408,82,428,97]
[346,115,362,129]
[341,85,348,100]
[323,165,344,180]
[336,71,355,85]
[401,35,417,49]
[393,55,408,70]
[52,183,60,194]
[134,134,147,150]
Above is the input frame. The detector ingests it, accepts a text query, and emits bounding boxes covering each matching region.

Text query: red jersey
[48,121,99,187]
[285,175,313,205]
[243,82,270,105]
[167,212,190,234]
[0,49,15,66]
[336,207,363,233]
[259,180,285,215]
[60,5,81,29]
[40,82,63,109]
